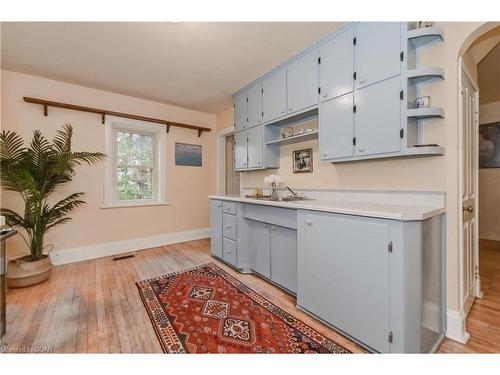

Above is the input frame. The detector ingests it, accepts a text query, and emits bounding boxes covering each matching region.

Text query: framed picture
[479,122,500,168]
[175,142,202,167]
[292,148,312,173]
[415,96,430,108]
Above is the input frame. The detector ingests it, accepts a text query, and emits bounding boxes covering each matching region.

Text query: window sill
[100,202,170,209]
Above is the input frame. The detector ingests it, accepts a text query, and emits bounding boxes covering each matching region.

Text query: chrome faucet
[286,186,299,197]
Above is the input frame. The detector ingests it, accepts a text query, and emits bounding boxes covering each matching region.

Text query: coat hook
[43,105,48,116]
[166,124,170,133]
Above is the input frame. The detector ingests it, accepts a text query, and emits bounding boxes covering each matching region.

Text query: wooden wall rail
[23,96,212,137]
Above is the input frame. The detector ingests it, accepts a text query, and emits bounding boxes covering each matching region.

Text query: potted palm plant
[0,124,105,287]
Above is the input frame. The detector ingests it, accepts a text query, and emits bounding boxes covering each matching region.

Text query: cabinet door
[270,226,297,293]
[247,83,263,128]
[319,27,354,102]
[210,200,223,258]
[354,22,401,89]
[234,130,248,170]
[247,125,263,169]
[234,91,248,132]
[262,69,287,123]
[354,75,401,157]
[223,238,237,267]
[298,212,390,353]
[248,220,271,278]
[287,49,319,114]
[319,93,354,160]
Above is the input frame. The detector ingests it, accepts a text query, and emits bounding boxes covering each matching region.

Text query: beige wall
[479,100,500,241]
[1,70,217,257]
[216,105,234,132]
[216,22,493,313]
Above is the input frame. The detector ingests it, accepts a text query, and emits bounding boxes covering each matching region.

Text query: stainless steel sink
[246,195,313,202]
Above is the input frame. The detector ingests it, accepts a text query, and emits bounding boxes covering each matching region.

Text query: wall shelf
[406,67,445,84]
[405,146,445,156]
[407,107,445,120]
[266,130,318,146]
[407,27,444,48]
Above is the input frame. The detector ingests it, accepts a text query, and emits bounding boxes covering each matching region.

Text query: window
[104,116,167,208]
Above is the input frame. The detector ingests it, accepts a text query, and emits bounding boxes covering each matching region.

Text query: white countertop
[208,195,445,221]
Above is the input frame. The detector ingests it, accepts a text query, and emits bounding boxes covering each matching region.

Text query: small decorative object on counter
[295,128,305,136]
[284,127,294,138]
[253,186,264,197]
[417,21,433,28]
[264,174,282,199]
[293,148,313,173]
[415,96,430,108]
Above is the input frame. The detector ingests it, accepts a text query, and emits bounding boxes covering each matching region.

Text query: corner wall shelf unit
[407,27,444,48]
[266,130,319,146]
[405,146,445,156]
[406,68,445,84]
[407,107,445,119]
[22,96,211,137]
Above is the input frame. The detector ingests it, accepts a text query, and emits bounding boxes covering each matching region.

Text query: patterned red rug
[136,262,350,354]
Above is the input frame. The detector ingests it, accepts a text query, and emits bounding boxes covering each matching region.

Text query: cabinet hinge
[400,129,404,139]
[400,90,404,100]
[353,72,357,80]
[353,37,357,46]
[353,137,357,146]
[388,241,393,253]
[262,111,264,117]
[233,103,235,108]
[261,88,263,94]
[388,331,394,343]
[318,87,321,94]
[353,105,357,113]
[318,56,321,64]
[246,97,248,102]
[400,51,404,62]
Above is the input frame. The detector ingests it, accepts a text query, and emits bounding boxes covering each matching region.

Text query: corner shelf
[266,130,318,146]
[407,107,445,120]
[405,146,445,156]
[406,67,445,84]
[407,27,444,48]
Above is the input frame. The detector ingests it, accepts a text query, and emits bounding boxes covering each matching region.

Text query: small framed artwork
[479,122,500,168]
[415,96,430,108]
[293,148,313,173]
[417,21,433,28]
[175,142,202,167]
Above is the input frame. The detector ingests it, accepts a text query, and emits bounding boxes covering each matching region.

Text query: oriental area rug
[136,262,350,354]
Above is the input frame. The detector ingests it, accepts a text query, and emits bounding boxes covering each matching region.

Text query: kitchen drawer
[223,238,237,266]
[242,204,297,230]
[222,201,237,215]
[223,214,237,240]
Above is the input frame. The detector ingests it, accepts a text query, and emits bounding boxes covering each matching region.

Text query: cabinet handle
[289,107,293,112]
[322,92,328,98]
[322,151,328,157]
[281,109,285,114]
[359,77,366,84]
[358,146,365,153]
[306,219,312,225]
[226,249,231,254]
[217,203,222,207]
[271,226,277,231]
[263,224,268,228]
[226,224,230,229]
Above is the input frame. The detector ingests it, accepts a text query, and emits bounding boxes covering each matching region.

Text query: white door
[354,22,401,89]
[319,26,354,102]
[287,49,319,114]
[461,67,480,314]
[247,83,263,127]
[262,69,287,123]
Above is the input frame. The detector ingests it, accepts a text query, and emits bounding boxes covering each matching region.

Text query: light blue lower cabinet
[247,219,271,278]
[296,210,446,353]
[270,225,297,294]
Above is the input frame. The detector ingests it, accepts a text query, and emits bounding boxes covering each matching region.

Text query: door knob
[306,219,312,225]
[463,206,474,213]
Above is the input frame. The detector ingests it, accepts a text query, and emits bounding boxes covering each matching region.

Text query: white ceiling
[1,22,344,113]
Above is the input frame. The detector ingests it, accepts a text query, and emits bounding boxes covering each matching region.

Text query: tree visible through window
[115,130,154,200]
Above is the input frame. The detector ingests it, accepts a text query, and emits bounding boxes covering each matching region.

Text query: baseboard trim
[49,227,210,265]
[446,308,470,344]
[479,229,500,242]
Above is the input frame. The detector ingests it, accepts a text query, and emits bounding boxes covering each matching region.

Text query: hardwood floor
[3,239,364,353]
[439,239,500,353]
[4,238,500,353]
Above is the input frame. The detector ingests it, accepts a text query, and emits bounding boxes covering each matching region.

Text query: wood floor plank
[4,238,500,353]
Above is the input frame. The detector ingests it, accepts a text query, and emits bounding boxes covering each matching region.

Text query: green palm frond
[0,124,105,261]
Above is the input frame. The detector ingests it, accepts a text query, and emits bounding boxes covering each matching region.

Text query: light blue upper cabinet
[247,83,263,128]
[286,49,319,115]
[354,22,402,89]
[297,211,391,353]
[319,93,354,160]
[234,91,248,132]
[234,130,248,170]
[319,27,354,102]
[262,68,287,123]
[247,125,263,168]
[354,75,402,157]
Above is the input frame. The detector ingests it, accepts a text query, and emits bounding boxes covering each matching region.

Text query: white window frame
[103,115,167,208]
